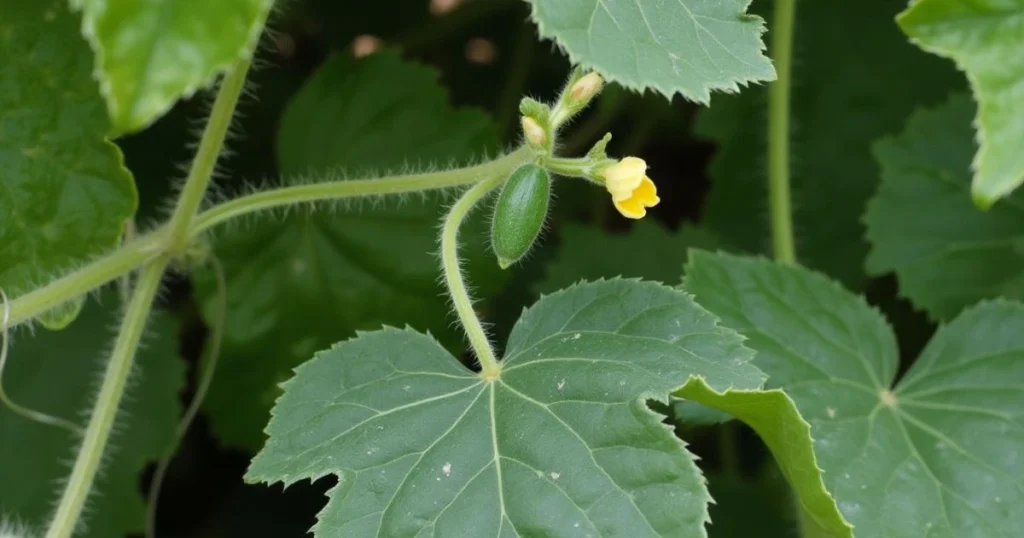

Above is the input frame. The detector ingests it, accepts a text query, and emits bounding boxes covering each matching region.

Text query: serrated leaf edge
[895,6,1022,206]
[523,0,776,104]
[676,377,854,537]
[70,0,275,133]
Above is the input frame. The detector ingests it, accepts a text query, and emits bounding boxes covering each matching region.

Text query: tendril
[0,288,84,435]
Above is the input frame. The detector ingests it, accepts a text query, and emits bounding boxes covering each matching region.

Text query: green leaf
[686,251,1024,538]
[524,0,775,102]
[0,293,184,537]
[865,95,1024,321]
[897,0,1024,206]
[70,0,273,134]
[194,51,504,451]
[248,279,769,536]
[534,221,739,425]
[675,381,851,536]
[0,0,136,329]
[535,221,720,295]
[696,0,963,288]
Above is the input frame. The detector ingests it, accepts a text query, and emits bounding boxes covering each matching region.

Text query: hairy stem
[146,257,227,538]
[192,147,531,235]
[5,148,530,330]
[45,261,167,538]
[46,56,255,538]
[441,175,505,379]
[5,234,164,327]
[768,0,797,265]
[166,57,253,251]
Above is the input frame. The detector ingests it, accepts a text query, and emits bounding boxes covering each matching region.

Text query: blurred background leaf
[0,0,136,329]
[696,0,963,289]
[866,95,1024,321]
[0,293,183,538]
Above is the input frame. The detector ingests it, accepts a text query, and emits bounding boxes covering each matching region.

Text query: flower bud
[521,116,547,149]
[569,72,604,105]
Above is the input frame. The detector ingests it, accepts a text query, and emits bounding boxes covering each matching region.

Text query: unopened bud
[521,116,547,148]
[570,72,604,104]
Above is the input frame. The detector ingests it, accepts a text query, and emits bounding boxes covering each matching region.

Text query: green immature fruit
[491,164,551,269]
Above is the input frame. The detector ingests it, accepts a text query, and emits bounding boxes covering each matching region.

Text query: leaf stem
[5,149,530,330]
[45,260,167,538]
[440,175,505,379]
[46,56,255,538]
[191,148,531,235]
[5,234,165,327]
[146,257,227,538]
[768,0,797,265]
[165,57,253,252]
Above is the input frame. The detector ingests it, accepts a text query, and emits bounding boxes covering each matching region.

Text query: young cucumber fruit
[491,163,551,269]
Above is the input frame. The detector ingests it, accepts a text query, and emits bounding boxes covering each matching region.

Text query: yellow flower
[601,157,660,219]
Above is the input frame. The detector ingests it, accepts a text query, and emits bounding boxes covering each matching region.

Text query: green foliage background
[1,0,1022,536]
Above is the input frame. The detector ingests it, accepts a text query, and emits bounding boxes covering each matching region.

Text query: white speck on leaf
[826,407,836,418]
[573,333,581,340]
[443,462,452,477]
[549,472,560,480]
[557,379,566,390]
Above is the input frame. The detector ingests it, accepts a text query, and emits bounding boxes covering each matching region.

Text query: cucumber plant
[1,0,1022,537]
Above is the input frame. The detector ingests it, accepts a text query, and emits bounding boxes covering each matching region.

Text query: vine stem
[4,236,164,328]
[768,2,825,536]
[5,150,531,329]
[45,261,166,538]
[146,257,227,538]
[191,148,531,234]
[441,175,505,379]
[166,57,252,249]
[768,0,797,265]
[45,56,251,538]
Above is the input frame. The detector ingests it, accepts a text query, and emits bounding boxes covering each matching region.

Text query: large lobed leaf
[898,0,1024,206]
[0,294,184,537]
[686,251,1024,538]
[865,95,1024,321]
[194,51,504,451]
[696,0,962,288]
[524,0,775,102]
[248,279,851,537]
[71,0,274,134]
[0,0,137,329]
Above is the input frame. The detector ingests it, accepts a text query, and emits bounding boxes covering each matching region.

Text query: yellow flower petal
[603,157,646,197]
[614,197,647,219]
[635,176,660,206]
